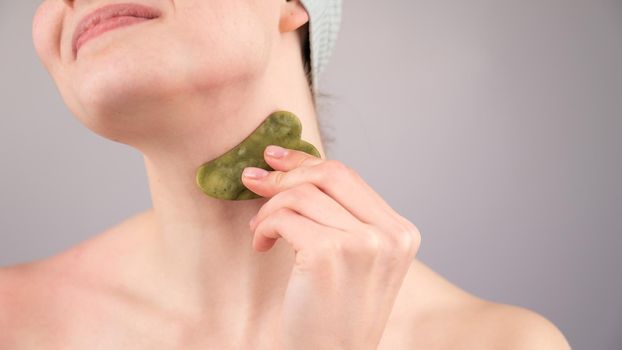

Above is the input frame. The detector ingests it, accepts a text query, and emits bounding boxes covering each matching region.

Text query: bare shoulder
[0,263,34,318]
[0,209,153,347]
[474,301,571,349]
[0,253,81,345]
[383,260,571,350]
[0,268,12,345]
[0,267,16,328]
[0,263,37,347]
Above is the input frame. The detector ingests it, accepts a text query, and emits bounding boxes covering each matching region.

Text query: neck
[115,47,326,333]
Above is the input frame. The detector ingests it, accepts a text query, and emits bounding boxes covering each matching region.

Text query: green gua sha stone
[195,110,321,200]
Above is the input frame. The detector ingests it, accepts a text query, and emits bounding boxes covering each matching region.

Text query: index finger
[264,144,324,171]
[244,149,400,227]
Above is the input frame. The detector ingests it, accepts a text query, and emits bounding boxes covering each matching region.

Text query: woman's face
[32,0,282,140]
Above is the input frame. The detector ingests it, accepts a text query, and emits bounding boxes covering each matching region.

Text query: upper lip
[72,2,161,57]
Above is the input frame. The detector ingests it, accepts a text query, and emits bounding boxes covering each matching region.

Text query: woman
[0,0,571,348]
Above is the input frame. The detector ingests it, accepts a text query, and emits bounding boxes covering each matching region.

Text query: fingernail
[266,145,288,159]
[243,167,269,179]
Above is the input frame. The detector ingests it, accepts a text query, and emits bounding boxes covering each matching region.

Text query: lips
[72,3,161,57]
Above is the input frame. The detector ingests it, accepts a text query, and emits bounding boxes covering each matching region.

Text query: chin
[62,26,268,145]
[64,54,161,145]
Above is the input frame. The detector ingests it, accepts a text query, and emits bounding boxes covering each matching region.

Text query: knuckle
[377,220,421,260]
[325,159,349,173]
[318,160,351,183]
[295,182,317,197]
[269,189,287,205]
[297,155,318,168]
[273,171,286,186]
[360,232,383,255]
[271,184,315,208]
[344,225,383,257]
[253,214,269,232]
[411,225,422,251]
[397,221,421,257]
[274,206,293,218]
[304,238,340,267]
[264,207,292,229]
[394,230,416,255]
[264,191,293,215]
[272,187,297,204]
[377,224,420,269]
[256,207,282,229]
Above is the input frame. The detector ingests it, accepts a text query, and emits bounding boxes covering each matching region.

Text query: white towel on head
[299,0,343,95]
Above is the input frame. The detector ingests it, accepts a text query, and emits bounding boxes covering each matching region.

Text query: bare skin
[2,0,571,348]
[0,216,569,349]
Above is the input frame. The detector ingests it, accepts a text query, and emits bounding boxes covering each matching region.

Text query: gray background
[1,0,621,348]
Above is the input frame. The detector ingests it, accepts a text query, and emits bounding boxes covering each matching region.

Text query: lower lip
[75,16,154,56]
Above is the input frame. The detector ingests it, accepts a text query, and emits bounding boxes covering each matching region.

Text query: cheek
[32,1,84,122]
[169,2,273,88]
[32,1,62,72]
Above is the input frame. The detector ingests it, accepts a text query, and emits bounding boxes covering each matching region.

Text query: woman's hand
[241,145,421,350]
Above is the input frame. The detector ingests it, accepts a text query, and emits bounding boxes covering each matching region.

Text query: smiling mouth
[74,16,154,56]
[72,3,161,58]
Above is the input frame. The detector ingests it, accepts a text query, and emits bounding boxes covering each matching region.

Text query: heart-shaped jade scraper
[195,111,321,200]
